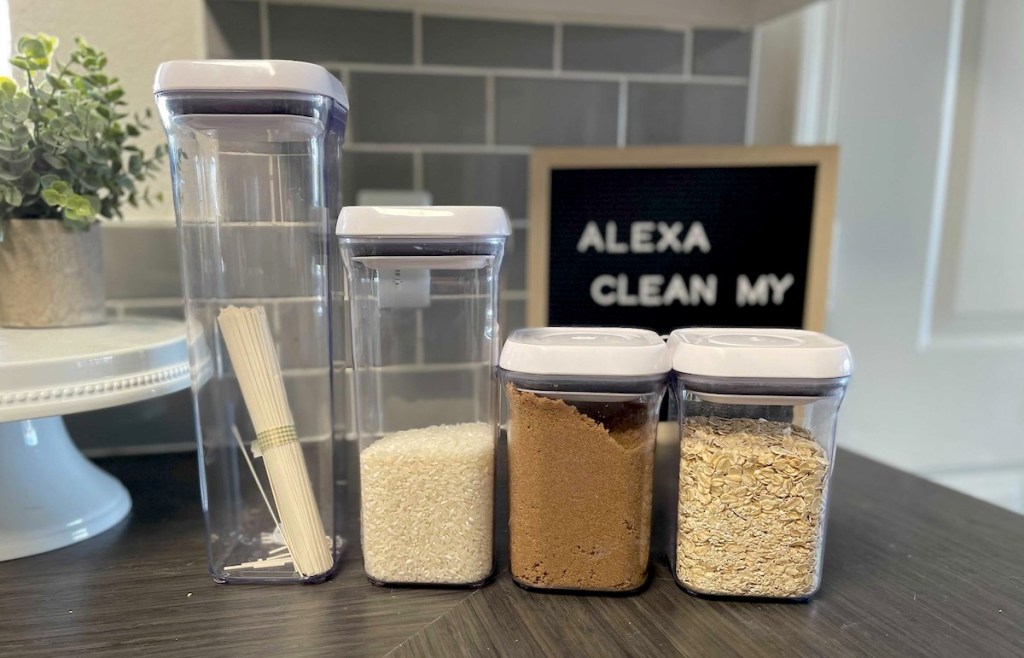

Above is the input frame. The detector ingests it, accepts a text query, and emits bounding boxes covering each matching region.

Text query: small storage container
[669,328,852,600]
[155,60,347,583]
[336,206,509,587]
[499,328,669,593]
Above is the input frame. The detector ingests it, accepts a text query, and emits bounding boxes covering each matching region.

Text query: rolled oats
[676,417,829,598]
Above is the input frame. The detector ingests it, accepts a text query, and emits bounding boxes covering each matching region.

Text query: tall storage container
[669,328,852,600]
[155,60,348,583]
[336,206,509,587]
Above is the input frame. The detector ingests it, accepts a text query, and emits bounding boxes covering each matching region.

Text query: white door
[754,0,1024,512]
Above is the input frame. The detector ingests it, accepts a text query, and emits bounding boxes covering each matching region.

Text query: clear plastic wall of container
[668,328,852,600]
[155,61,348,583]
[336,206,509,587]
[499,328,669,593]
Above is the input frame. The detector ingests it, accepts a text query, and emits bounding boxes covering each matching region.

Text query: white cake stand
[0,318,195,561]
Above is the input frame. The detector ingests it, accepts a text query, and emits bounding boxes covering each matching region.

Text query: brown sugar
[505,384,657,591]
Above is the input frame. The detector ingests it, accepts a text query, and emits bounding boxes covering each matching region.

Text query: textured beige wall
[8,0,206,224]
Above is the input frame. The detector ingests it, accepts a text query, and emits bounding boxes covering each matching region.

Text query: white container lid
[336,206,511,238]
[499,327,669,377]
[668,328,852,380]
[153,60,349,109]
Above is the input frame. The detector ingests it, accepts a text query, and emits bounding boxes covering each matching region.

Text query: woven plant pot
[0,219,106,328]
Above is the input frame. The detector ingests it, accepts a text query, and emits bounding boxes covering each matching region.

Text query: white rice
[360,422,494,585]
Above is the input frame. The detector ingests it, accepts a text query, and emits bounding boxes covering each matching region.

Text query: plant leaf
[41,187,63,205]
[17,36,47,59]
[3,32,164,220]
[0,77,16,98]
[41,151,67,169]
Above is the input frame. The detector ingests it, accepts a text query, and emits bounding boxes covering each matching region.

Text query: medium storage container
[336,206,509,587]
[155,60,347,583]
[499,327,669,593]
[669,328,852,600]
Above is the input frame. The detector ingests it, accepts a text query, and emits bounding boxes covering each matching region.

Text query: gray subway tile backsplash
[501,299,527,344]
[378,309,420,366]
[283,371,333,438]
[349,72,486,144]
[562,24,684,74]
[218,224,325,298]
[502,226,527,291]
[268,5,413,64]
[206,0,262,59]
[70,391,195,453]
[627,82,747,145]
[496,78,619,146]
[423,16,554,69]
[333,367,353,433]
[342,152,416,204]
[276,299,331,370]
[103,225,181,299]
[423,153,528,219]
[421,300,481,365]
[118,303,185,320]
[381,368,478,431]
[100,3,754,453]
[692,29,752,77]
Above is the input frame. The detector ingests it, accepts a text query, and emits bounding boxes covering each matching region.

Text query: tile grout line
[553,22,563,72]
[340,66,353,143]
[617,78,628,147]
[83,442,197,458]
[412,149,425,190]
[414,309,425,365]
[333,361,490,374]
[257,1,696,31]
[485,74,497,146]
[744,27,762,146]
[314,60,748,85]
[683,27,694,77]
[112,297,184,307]
[413,10,423,67]
[258,0,271,59]
[346,143,532,155]
[270,297,283,335]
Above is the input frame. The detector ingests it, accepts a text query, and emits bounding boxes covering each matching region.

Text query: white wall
[749,10,803,144]
[750,1,839,146]
[946,0,1024,319]
[0,0,12,77]
[816,0,1024,512]
[8,0,206,223]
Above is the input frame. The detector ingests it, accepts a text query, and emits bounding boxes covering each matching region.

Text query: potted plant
[0,34,164,328]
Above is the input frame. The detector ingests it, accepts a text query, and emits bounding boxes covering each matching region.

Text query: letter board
[527,146,838,334]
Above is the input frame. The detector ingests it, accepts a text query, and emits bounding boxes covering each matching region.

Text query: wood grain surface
[0,443,1021,657]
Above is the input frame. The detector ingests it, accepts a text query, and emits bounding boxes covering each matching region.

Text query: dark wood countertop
[1,445,1022,657]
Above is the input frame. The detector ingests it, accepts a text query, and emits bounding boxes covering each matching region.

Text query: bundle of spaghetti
[217,305,333,577]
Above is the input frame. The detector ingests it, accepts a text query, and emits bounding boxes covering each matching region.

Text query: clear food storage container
[668,328,852,600]
[499,328,669,593]
[155,60,348,583]
[336,206,510,587]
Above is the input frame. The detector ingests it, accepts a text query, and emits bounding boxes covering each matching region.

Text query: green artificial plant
[0,34,165,239]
